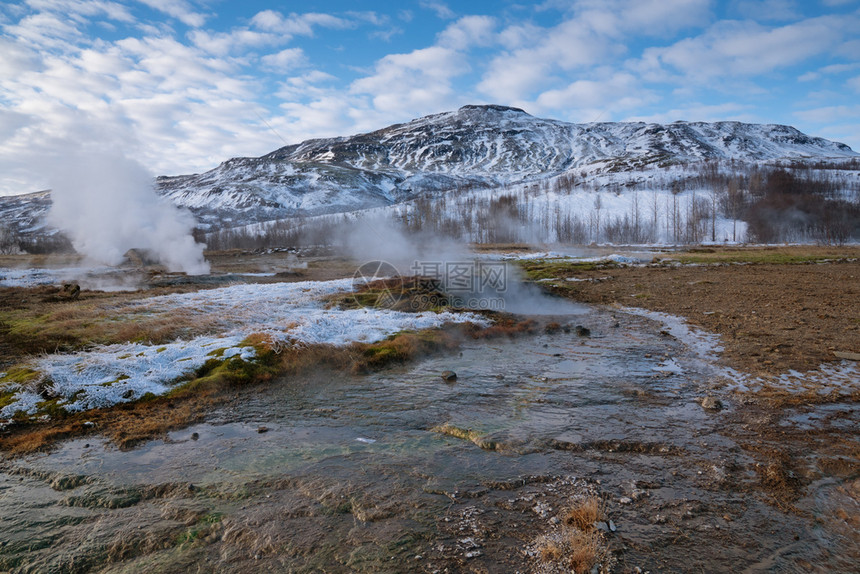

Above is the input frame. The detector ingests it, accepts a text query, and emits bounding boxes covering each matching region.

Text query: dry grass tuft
[533,528,606,574]
[562,495,606,531]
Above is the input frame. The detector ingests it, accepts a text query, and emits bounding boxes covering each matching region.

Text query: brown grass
[561,495,606,530]
[532,495,611,573]
[534,529,606,573]
[0,286,220,362]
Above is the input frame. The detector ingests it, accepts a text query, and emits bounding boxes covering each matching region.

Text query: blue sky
[1,0,859,195]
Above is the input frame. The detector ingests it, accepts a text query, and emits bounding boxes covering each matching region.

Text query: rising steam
[340,215,585,315]
[48,151,209,275]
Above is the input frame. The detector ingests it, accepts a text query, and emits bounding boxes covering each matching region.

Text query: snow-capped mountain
[155,105,856,227]
[1,105,857,237]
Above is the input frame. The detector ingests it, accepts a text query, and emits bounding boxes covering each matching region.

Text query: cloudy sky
[1,0,859,195]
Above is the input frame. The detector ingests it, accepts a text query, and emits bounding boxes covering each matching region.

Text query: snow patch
[1,278,488,418]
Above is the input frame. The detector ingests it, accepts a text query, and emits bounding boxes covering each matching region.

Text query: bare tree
[0,224,20,254]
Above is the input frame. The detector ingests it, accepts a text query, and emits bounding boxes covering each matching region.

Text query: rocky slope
[156,105,856,227]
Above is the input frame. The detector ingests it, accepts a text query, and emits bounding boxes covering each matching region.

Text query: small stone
[594,521,610,533]
[701,396,723,411]
[609,520,617,532]
[441,370,457,382]
[619,496,633,505]
[575,325,591,337]
[257,426,269,433]
[190,432,199,440]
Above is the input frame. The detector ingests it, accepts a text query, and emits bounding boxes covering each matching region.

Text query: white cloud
[731,0,801,21]
[26,0,136,23]
[640,16,856,82]
[249,10,351,35]
[546,0,711,37]
[478,18,620,101]
[188,28,279,56]
[135,0,208,28]
[848,75,860,92]
[5,12,86,48]
[261,47,306,72]
[795,105,860,123]
[437,15,496,50]
[350,46,467,116]
[798,62,860,81]
[419,1,455,20]
[534,72,657,116]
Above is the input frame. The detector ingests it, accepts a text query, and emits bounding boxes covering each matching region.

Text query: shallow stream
[0,306,852,572]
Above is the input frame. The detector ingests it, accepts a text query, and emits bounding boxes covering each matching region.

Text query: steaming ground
[0,278,488,418]
[47,152,209,275]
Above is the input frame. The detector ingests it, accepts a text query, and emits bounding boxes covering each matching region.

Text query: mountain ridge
[154,104,855,227]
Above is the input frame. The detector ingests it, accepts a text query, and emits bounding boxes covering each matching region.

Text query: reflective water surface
[1,307,854,572]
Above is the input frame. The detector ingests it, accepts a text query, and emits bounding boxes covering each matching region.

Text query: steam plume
[48,151,209,275]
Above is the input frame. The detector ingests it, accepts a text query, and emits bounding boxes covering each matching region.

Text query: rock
[190,432,199,440]
[619,496,633,505]
[60,283,81,300]
[575,325,591,337]
[594,521,610,533]
[441,370,458,382]
[609,520,617,532]
[701,396,723,411]
[257,426,269,433]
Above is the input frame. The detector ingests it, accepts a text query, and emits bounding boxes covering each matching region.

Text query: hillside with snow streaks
[156,105,856,228]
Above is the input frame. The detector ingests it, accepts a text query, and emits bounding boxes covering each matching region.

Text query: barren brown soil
[524,247,860,564]
[531,252,860,377]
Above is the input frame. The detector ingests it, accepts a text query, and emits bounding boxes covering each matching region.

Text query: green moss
[100,374,130,387]
[0,366,41,386]
[672,252,839,265]
[519,259,620,282]
[175,512,224,547]
[168,350,278,397]
[35,398,69,420]
[431,423,499,451]
[0,391,16,410]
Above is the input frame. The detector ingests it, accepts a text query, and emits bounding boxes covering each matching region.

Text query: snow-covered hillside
[156,105,857,228]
